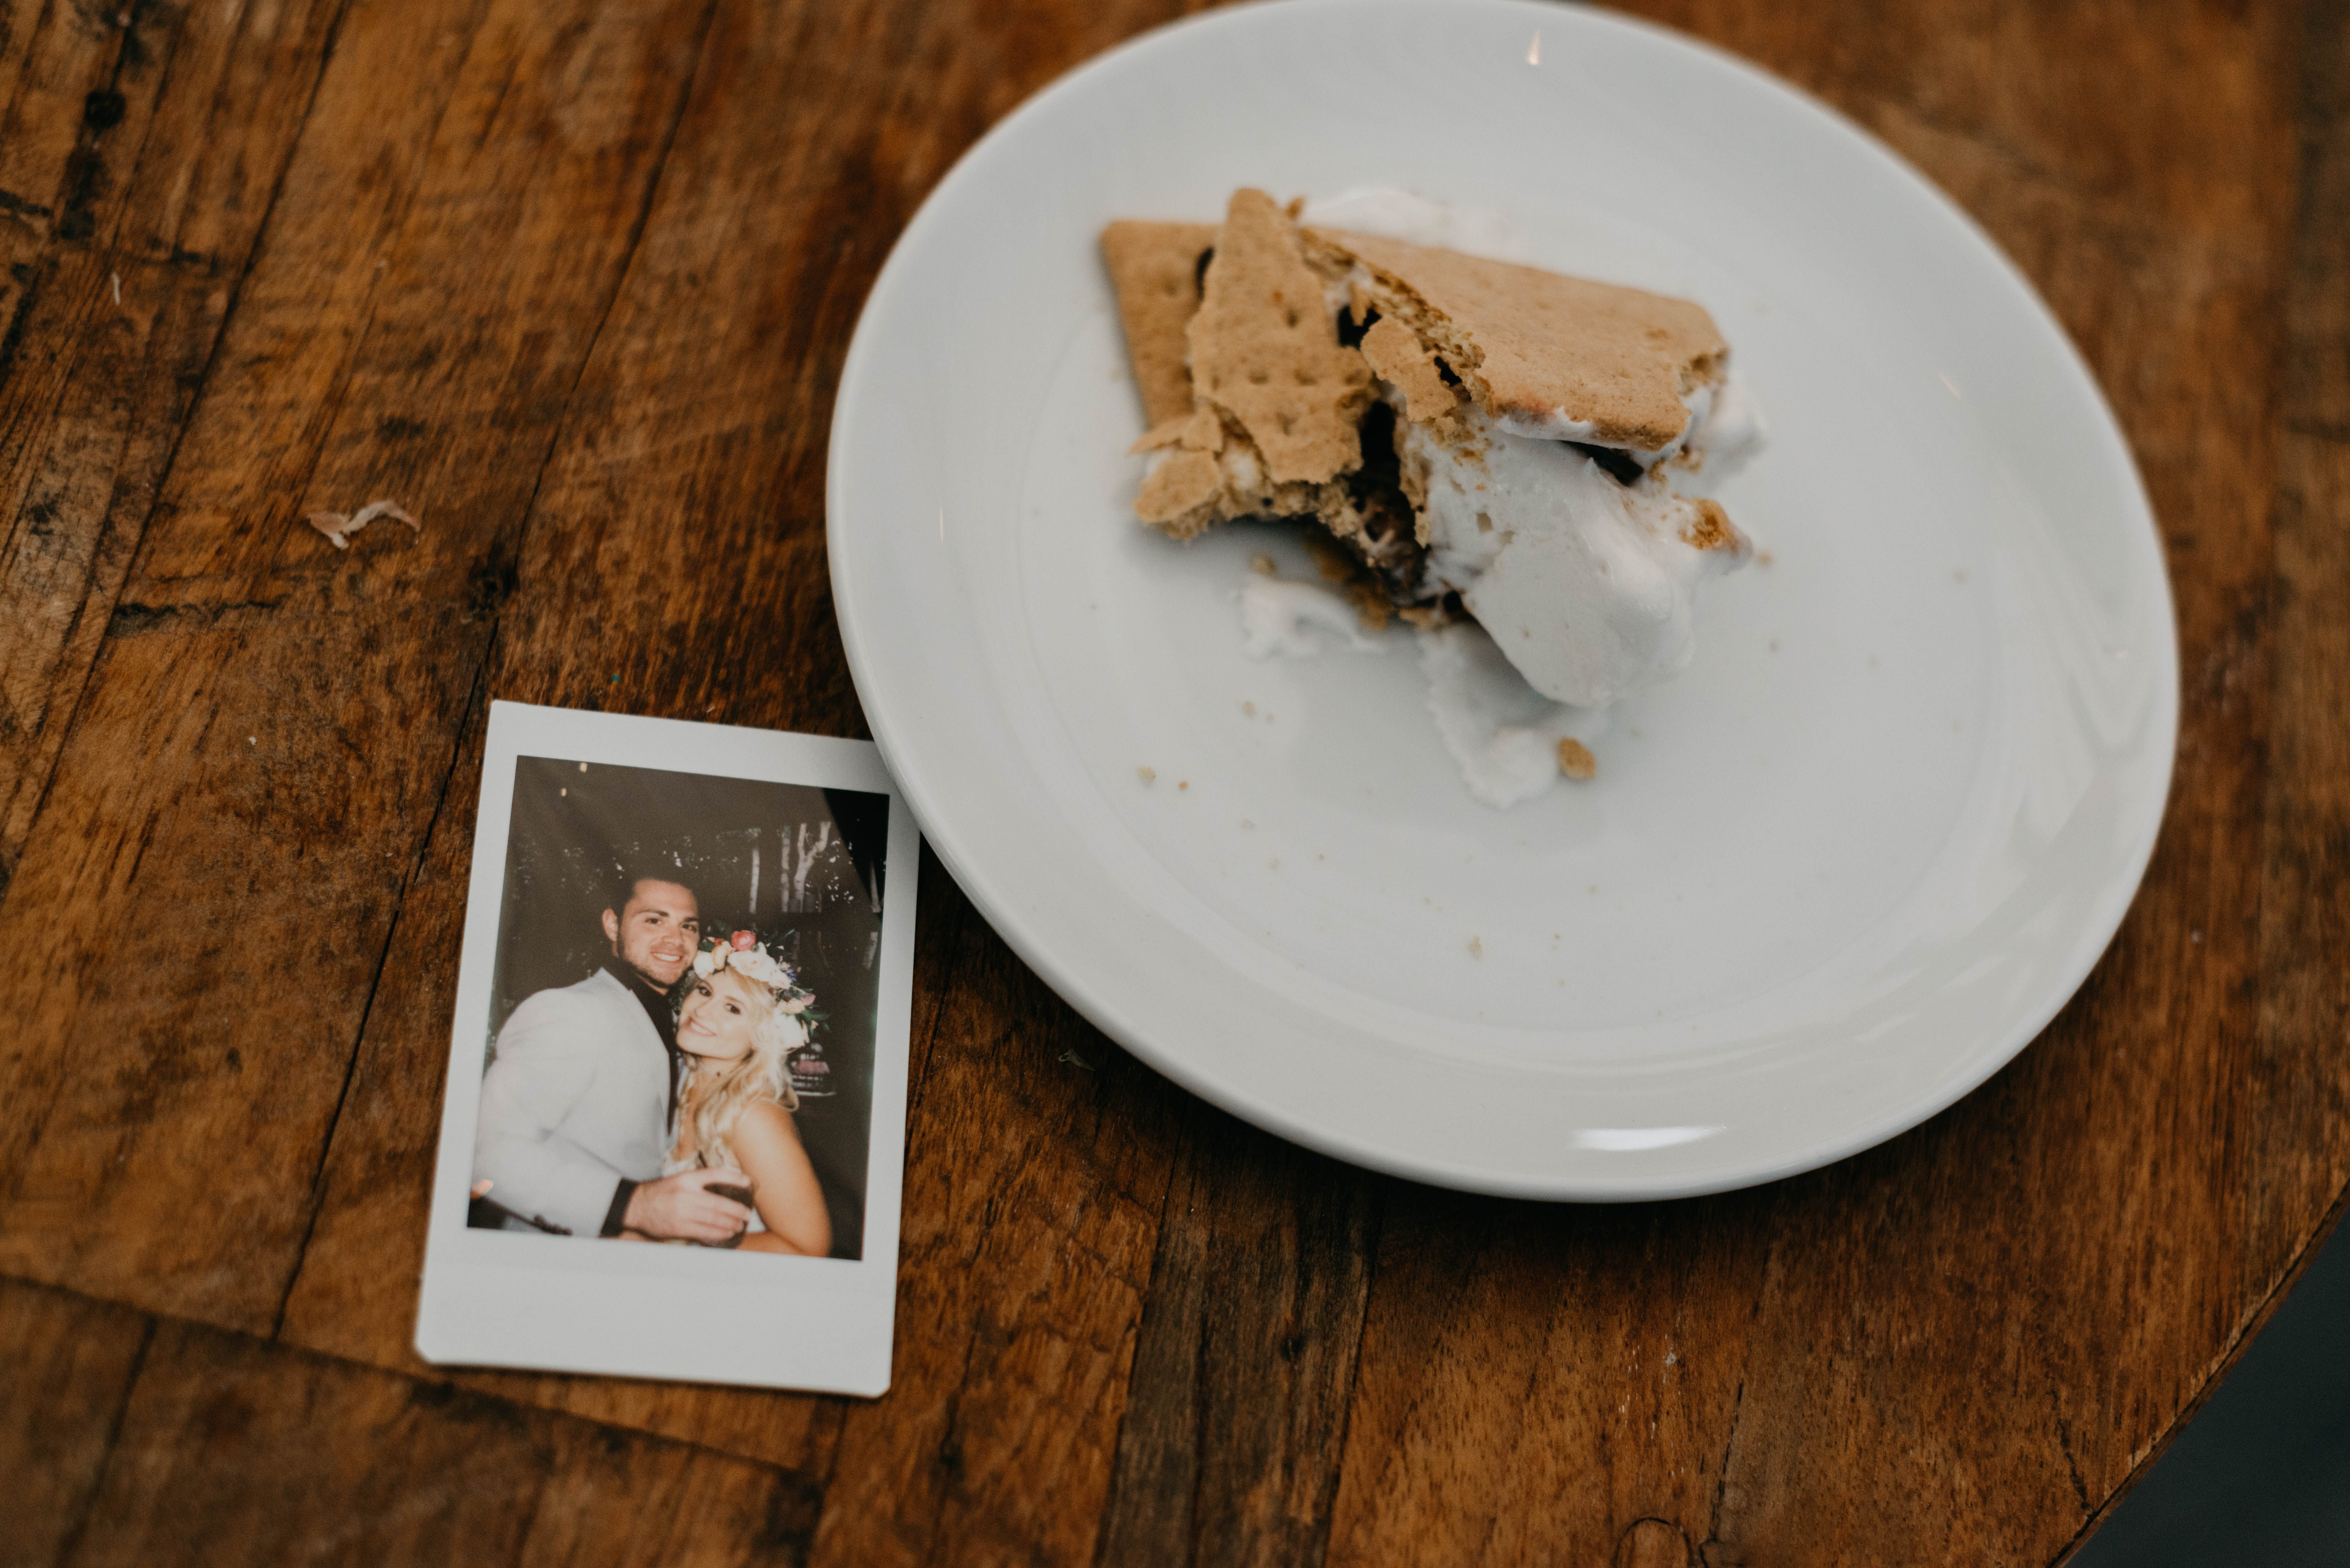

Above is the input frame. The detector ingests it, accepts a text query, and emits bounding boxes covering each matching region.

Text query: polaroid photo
[415,701,919,1396]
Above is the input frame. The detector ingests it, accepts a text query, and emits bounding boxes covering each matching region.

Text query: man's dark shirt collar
[602,960,684,1120]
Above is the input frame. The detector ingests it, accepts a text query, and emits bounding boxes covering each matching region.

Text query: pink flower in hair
[730,930,757,951]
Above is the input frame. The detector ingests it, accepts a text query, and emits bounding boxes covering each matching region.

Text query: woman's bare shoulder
[730,1097,803,1156]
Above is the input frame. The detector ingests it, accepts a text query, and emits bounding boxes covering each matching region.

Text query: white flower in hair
[729,946,791,990]
[691,949,718,977]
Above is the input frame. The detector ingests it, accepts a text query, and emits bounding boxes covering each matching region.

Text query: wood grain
[805,883,1183,1568]
[1095,1111,1378,1568]
[0,0,713,1330]
[64,1314,820,1566]
[2253,0,2350,1311]
[0,0,2345,1563]
[0,0,342,883]
[0,1280,151,1568]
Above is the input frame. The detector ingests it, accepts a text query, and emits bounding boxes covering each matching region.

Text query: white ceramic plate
[827,0,2177,1198]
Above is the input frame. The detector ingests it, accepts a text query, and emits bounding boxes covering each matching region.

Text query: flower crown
[691,930,816,1015]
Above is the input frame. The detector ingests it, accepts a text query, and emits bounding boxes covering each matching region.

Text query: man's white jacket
[473,969,671,1237]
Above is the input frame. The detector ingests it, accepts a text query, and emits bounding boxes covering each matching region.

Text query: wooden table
[3,0,2344,1562]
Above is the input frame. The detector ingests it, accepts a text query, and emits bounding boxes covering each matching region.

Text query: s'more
[1103,188,1762,714]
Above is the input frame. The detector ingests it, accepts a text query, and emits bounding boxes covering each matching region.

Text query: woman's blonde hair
[678,967,803,1173]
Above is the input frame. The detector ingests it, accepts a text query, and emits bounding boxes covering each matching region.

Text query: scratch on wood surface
[2053,1407,2091,1516]
[305,498,419,550]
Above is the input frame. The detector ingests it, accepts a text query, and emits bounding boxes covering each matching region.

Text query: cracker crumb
[1679,498,1736,553]
[1756,549,1776,567]
[1468,935,1483,957]
[1242,701,1255,715]
[1179,781,1189,791]
[1250,553,1276,576]
[1138,766,1156,783]
[1557,738,1597,780]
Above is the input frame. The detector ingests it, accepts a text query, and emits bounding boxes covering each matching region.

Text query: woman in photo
[661,931,833,1257]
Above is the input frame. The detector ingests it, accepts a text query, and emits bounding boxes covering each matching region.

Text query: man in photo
[473,867,753,1242]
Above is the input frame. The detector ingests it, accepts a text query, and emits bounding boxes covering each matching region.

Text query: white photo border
[414,700,919,1397]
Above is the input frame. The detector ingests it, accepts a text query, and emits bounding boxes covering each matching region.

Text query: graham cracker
[1359,315,1460,426]
[1101,192,1745,614]
[1304,228,1725,452]
[1135,449,1225,528]
[1186,189,1370,486]
[1101,220,1219,427]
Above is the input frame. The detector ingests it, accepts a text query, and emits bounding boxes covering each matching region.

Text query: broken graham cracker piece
[1359,315,1460,425]
[1186,189,1371,485]
[1116,192,1413,564]
[1301,226,1725,451]
[1135,449,1225,529]
[1557,737,1597,780]
[1102,220,1220,426]
[1129,405,1224,456]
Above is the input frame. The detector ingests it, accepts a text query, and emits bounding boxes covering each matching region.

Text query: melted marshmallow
[1238,576,1381,660]
[1680,369,1766,478]
[1418,622,1610,808]
[1408,411,1747,709]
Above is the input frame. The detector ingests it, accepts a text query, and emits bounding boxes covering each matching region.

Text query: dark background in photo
[479,754,889,1261]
